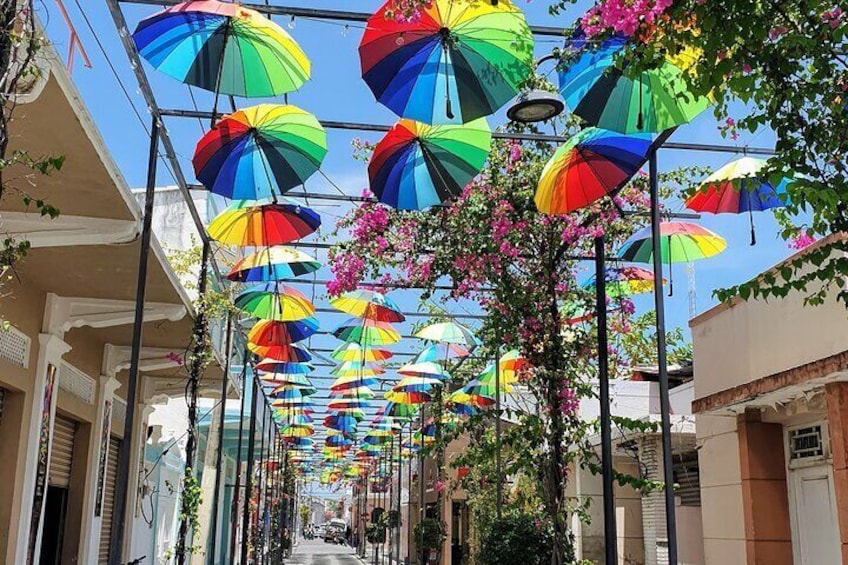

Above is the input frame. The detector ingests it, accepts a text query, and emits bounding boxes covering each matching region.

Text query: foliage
[551,0,848,307]
[174,469,202,556]
[330,121,700,562]
[413,517,447,551]
[479,513,554,565]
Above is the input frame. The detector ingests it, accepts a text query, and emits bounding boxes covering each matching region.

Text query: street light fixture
[506,53,565,124]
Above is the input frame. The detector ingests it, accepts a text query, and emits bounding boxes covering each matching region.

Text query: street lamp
[506,53,565,124]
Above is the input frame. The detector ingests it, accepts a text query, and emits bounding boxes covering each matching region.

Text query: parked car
[324,522,346,544]
[316,523,328,538]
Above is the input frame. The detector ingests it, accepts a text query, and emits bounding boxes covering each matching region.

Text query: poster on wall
[26,363,57,563]
[94,398,112,517]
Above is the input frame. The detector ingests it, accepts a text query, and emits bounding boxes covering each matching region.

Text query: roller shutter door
[98,437,121,564]
[49,415,76,488]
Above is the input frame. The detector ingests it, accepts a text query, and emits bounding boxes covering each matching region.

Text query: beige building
[692,234,848,564]
[0,37,223,564]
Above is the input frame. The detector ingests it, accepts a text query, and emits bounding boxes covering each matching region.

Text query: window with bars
[789,425,825,460]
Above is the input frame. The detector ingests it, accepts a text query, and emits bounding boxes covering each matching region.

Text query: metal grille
[50,415,77,488]
[58,362,96,404]
[790,426,824,460]
[0,325,30,368]
[98,436,121,564]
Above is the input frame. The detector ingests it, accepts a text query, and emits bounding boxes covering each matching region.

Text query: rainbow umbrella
[281,424,315,438]
[330,290,405,323]
[235,283,315,321]
[328,398,372,411]
[331,343,393,363]
[247,318,319,355]
[415,343,469,362]
[330,375,379,391]
[255,358,313,374]
[398,361,450,382]
[330,361,385,378]
[208,198,320,246]
[392,375,442,393]
[415,321,480,348]
[252,343,313,364]
[617,222,727,295]
[369,119,492,210]
[535,128,652,214]
[447,390,479,415]
[259,372,313,387]
[359,0,534,124]
[385,389,432,405]
[685,157,789,245]
[324,414,360,432]
[193,105,327,199]
[558,32,710,134]
[383,402,419,420]
[326,434,355,448]
[133,1,309,99]
[227,247,321,282]
[581,266,661,298]
[333,318,401,345]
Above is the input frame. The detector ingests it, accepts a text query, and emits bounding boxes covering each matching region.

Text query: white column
[191,396,224,565]
[77,376,121,564]
[14,333,72,565]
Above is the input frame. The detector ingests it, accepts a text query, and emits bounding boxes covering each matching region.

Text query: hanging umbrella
[329,387,376,401]
[193,104,327,199]
[330,375,380,392]
[415,343,469,362]
[447,390,479,415]
[385,389,433,405]
[333,318,401,345]
[369,119,492,210]
[415,321,480,348]
[247,318,319,358]
[331,343,393,363]
[558,32,710,134]
[360,0,534,124]
[281,424,315,438]
[580,266,661,298]
[235,283,315,321]
[330,361,386,378]
[227,247,321,282]
[255,358,313,374]
[208,197,321,246]
[398,361,450,382]
[685,157,789,245]
[330,290,405,322]
[133,0,309,120]
[259,372,313,387]
[392,375,443,394]
[324,414,360,432]
[328,398,372,411]
[617,222,727,295]
[383,402,419,420]
[252,343,313,364]
[535,127,652,214]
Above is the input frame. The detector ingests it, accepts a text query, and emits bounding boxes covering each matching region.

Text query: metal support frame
[230,351,250,565]
[209,314,234,564]
[108,116,159,565]
[649,149,679,564]
[495,348,503,520]
[594,236,616,565]
[240,377,259,565]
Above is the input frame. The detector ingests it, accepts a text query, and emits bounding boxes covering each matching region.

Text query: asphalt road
[288,538,362,565]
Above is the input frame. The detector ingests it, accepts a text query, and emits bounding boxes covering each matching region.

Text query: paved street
[288,538,362,564]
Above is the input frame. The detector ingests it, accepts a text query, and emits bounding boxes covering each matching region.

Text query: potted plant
[413,518,446,563]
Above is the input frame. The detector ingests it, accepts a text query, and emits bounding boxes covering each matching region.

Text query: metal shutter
[49,415,77,488]
[98,437,121,564]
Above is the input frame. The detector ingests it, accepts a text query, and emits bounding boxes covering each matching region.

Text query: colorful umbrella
[385,389,433,405]
[328,398,372,410]
[330,374,380,391]
[193,105,327,199]
[324,414,360,432]
[208,198,321,246]
[398,361,450,381]
[235,283,315,321]
[330,290,405,323]
[535,127,652,214]
[618,222,727,295]
[580,266,660,298]
[331,343,393,363]
[133,1,309,98]
[415,321,480,348]
[333,318,401,345]
[252,343,313,364]
[415,343,470,362]
[227,247,321,282]
[558,32,710,134]
[369,119,492,210]
[330,361,386,378]
[360,0,534,124]
[247,318,319,350]
[259,372,313,387]
[255,358,313,374]
[685,157,789,245]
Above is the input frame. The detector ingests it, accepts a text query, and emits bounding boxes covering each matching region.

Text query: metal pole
[176,240,211,565]
[495,349,502,520]
[418,406,426,565]
[407,424,413,565]
[594,236,617,565]
[209,314,234,564]
[396,432,403,564]
[108,116,159,565]
[230,352,249,565]
[648,149,679,564]
[255,401,267,563]
[241,378,259,565]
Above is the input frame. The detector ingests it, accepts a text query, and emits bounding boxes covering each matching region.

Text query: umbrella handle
[210,21,232,129]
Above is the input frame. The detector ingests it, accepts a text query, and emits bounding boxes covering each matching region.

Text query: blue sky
[43,2,796,363]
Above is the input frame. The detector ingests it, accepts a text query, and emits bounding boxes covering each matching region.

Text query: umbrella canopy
[581,266,660,298]
[252,343,313,364]
[227,247,321,282]
[398,361,450,381]
[208,198,321,246]
[360,0,534,124]
[330,375,380,391]
[330,386,376,399]
[333,318,401,346]
[383,402,419,420]
[193,105,327,199]
[415,342,469,362]
[259,372,313,388]
[392,375,442,393]
[328,398,372,410]
[385,390,433,404]
[558,33,710,134]
[330,290,405,322]
[324,414,360,432]
[330,361,386,377]
[369,118,492,210]
[255,358,313,374]
[686,157,789,245]
[281,424,315,438]
[133,0,309,98]
[235,283,315,321]
[247,318,319,350]
[415,321,480,348]
[330,343,394,363]
[535,127,652,214]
